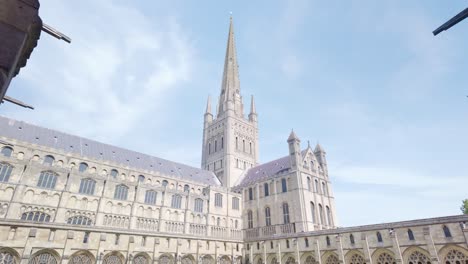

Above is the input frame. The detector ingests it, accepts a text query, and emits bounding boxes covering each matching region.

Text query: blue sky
[2,0,468,226]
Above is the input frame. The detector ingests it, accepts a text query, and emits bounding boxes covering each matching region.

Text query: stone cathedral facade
[0,18,468,264]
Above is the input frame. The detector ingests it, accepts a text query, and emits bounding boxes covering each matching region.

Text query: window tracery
[285,257,295,264]
[133,255,148,264]
[325,255,339,264]
[103,255,122,264]
[444,249,467,264]
[0,251,15,264]
[0,163,13,182]
[29,253,57,264]
[376,252,395,264]
[408,250,430,264]
[349,254,365,264]
[304,256,316,264]
[69,254,92,264]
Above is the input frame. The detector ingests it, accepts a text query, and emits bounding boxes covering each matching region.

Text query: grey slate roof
[235,149,311,189]
[0,115,221,186]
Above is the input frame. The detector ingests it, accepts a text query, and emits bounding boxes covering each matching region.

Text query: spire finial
[308,140,311,148]
[250,95,256,114]
[205,95,212,114]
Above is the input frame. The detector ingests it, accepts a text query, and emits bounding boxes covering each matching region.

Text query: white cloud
[9,0,194,143]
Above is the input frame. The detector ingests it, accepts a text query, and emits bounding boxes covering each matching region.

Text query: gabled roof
[235,149,310,188]
[0,116,221,186]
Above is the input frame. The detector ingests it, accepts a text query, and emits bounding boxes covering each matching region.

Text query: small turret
[314,143,327,173]
[287,130,301,169]
[248,95,257,122]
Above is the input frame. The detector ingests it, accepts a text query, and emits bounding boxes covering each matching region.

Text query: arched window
[78,162,88,173]
[114,184,129,200]
[221,137,224,149]
[314,179,319,192]
[134,255,149,264]
[79,178,96,195]
[37,171,58,189]
[376,231,383,242]
[310,202,316,224]
[145,190,157,205]
[282,203,290,224]
[235,220,238,229]
[264,183,269,196]
[407,229,415,240]
[232,197,240,210]
[67,215,93,225]
[305,238,309,247]
[319,204,324,225]
[171,194,182,209]
[235,137,238,149]
[215,140,217,152]
[307,177,311,191]
[184,184,190,192]
[350,234,355,244]
[208,143,211,154]
[70,252,92,264]
[31,252,57,264]
[43,155,55,166]
[243,139,246,152]
[286,240,290,248]
[265,207,271,226]
[281,178,287,192]
[216,217,221,226]
[326,236,331,246]
[162,180,168,187]
[247,210,253,228]
[21,211,51,222]
[215,193,223,207]
[443,225,452,238]
[138,175,145,182]
[0,162,13,182]
[103,254,122,264]
[1,147,13,157]
[310,161,314,169]
[322,182,327,195]
[0,249,16,264]
[248,188,253,200]
[194,198,203,212]
[250,142,252,154]
[110,169,119,179]
[326,206,332,226]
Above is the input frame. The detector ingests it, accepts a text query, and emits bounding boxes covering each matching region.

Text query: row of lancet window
[310,202,333,226]
[306,177,328,195]
[208,137,224,154]
[235,137,253,154]
[247,203,291,229]
[248,179,288,201]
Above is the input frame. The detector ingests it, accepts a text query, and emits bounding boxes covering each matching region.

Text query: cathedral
[0,18,467,264]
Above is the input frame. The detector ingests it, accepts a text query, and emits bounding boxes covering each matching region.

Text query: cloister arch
[372,248,396,264]
[69,250,95,264]
[0,247,21,264]
[402,246,432,264]
[102,251,125,264]
[345,250,366,264]
[133,253,151,264]
[29,249,60,264]
[300,253,316,264]
[438,245,468,264]
[321,252,339,264]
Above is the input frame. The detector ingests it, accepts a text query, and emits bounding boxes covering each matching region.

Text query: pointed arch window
[21,211,51,222]
[407,229,415,241]
[0,162,13,182]
[248,187,253,200]
[114,184,129,200]
[43,155,55,166]
[216,217,221,226]
[443,225,452,238]
[250,142,252,154]
[305,238,309,247]
[215,140,217,152]
[376,231,383,242]
[221,137,224,149]
[194,198,203,212]
[265,207,271,226]
[264,183,269,196]
[282,203,290,224]
[310,202,316,224]
[144,190,157,205]
[37,171,58,189]
[67,215,93,225]
[326,236,330,246]
[0,147,13,157]
[281,178,287,192]
[326,206,332,226]
[307,177,311,191]
[236,137,238,149]
[79,178,96,195]
[171,194,182,209]
[319,204,324,225]
[162,180,168,187]
[350,234,355,244]
[322,182,327,195]
[243,139,246,152]
[314,179,319,193]
[247,210,253,228]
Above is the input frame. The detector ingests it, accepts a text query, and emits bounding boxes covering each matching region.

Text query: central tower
[201,17,259,188]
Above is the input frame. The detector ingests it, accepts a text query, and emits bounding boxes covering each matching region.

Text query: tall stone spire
[205,95,212,114]
[249,95,257,122]
[218,16,243,117]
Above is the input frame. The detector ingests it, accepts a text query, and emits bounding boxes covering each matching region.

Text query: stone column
[423,227,440,264]
[389,230,403,263]
[360,234,372,264]
[314,239,321,264]
[335,235,345,264]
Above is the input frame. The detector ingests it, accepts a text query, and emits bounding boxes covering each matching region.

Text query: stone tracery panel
[349,254,365,264]
[69,253,92,264]
[376,252,395,264]
[29,253,57,264]
[103,255,122,264]
[408,250,430,264]
[0,251,16,264]
[325,255,339,264]
[444,249,467,264]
